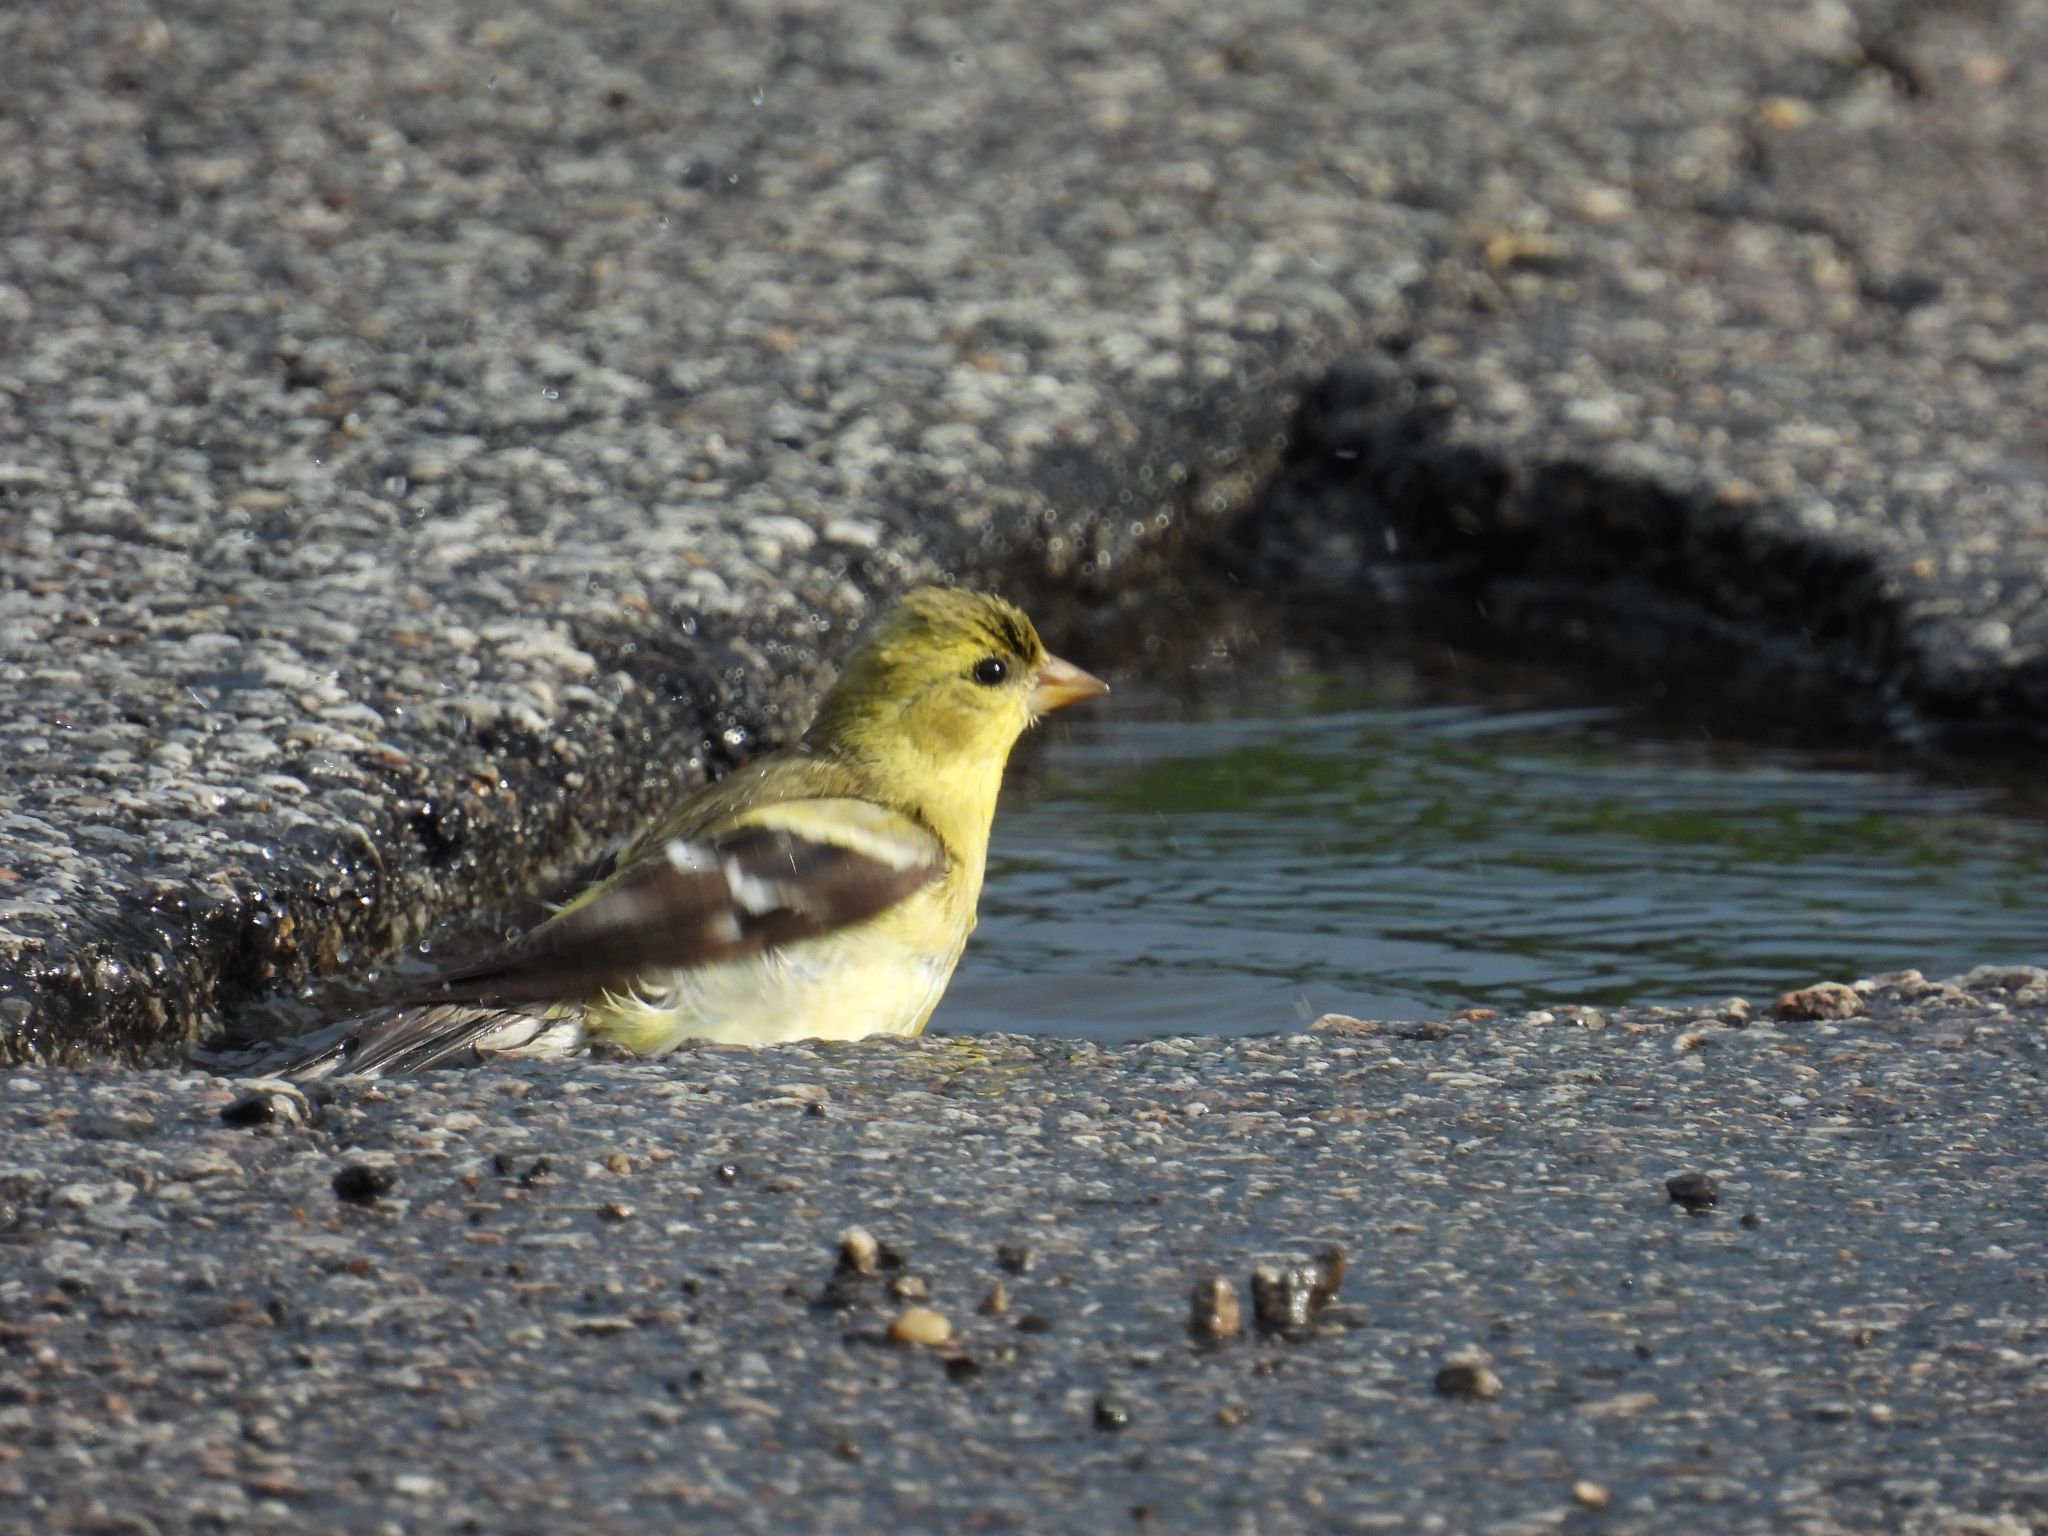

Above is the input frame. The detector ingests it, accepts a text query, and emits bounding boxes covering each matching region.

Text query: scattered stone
[1250,1262,1313,1332]
[1093,1395,1131,1431]
[1666,1172,1719,1211]
[1309,1013,1376,1034]
[1774,982,1864,1021]
[1434,1361,1503,1401]
[943,1355,982,1384]
[1572,1479,1610,1509]
[1215,1403,1251,1427]
[220,1080,313,1128]
[715,1162,740,1183]
[889,1274,929,1301]
[886,1307,952,1347]
[596,1200,634,1222]
[1249,1251,1343,1333]
[1311,1245,1347,1305]
[979,1281,1008,1315]
[495,1153,554,1186]
[995,1243,1034,1274]
[1188,1274,1242,1343]
[837,1227,881,1278]
[1015,1313,1052,1335]
[333,1164,396,1204]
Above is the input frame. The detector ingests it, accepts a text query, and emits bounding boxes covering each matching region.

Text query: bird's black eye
[970,655,1009,687]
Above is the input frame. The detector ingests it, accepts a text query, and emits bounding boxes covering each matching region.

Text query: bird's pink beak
[1027,653,1109,716]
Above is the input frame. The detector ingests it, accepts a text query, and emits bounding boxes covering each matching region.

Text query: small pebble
[1188,1275,1242,1342]
[1774,981,1863,1021]
[1666,1172,1719,1211]
[887,1307,952,1347]
[1250,1261,1318,1332]
[1093,1395,1131,1431]
[1572,1480,1610,1509]
[221,1083,312,1128]
[890,1274,929,1301]
[597,1200,634,1222]
[978,1281,1008,1315]
[837,1227,880,1277]
[1434,1362,1503,1400]
[1215,1403,1251,1427]
[1310,1244,1346,1304]
[332,1165,396,1203]
[1309,1013,1373,1034]
[996,1243,1034,1274]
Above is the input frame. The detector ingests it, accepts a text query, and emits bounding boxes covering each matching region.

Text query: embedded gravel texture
[3,968,2046,1534]
[6,0,2048,1063]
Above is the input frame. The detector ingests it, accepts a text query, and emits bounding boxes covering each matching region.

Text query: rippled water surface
[943,672,2048,1041]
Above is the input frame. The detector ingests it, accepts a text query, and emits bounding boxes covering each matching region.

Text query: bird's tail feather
[197,1002,588,1081]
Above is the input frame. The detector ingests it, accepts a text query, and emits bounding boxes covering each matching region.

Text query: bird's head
[803,587,1107,832]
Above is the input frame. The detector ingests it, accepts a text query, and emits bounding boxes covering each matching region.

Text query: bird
[237,586,1106,1078]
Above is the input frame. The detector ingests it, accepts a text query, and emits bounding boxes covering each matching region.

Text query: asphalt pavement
[5,968,2045,1533]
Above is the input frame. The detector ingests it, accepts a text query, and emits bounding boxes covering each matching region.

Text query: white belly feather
[587,927,965,1054]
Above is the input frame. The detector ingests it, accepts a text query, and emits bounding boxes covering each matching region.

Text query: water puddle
[944,655,2048,1041]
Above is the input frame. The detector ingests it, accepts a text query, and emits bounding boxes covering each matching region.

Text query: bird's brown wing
[416,798,947,1007]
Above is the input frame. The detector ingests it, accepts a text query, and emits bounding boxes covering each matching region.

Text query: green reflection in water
[939,672,2048,1042]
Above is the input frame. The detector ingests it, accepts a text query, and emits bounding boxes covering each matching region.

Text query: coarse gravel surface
[3,967,2046,1534]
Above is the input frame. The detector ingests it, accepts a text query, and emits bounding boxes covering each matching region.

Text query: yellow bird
[270,586,1105,1077]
